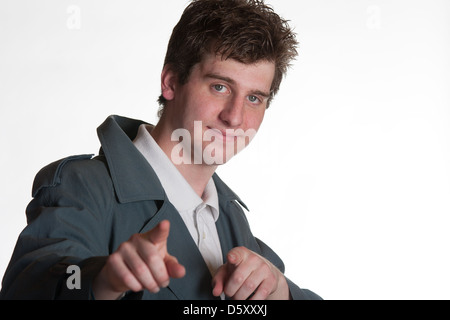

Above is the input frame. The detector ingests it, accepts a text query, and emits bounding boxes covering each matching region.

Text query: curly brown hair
[157,0,298,116]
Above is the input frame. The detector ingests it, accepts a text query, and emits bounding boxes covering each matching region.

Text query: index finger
[144,220,171,245]
[227,246,250,266]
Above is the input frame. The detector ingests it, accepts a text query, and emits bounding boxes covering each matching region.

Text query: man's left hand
[211,246,291,300]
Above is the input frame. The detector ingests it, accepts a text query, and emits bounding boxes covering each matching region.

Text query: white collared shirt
[133,124,224,276]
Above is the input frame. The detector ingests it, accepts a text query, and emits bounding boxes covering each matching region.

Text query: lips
[206,126,238,141]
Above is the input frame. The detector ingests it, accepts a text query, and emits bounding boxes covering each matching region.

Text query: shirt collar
[133,124,220,220]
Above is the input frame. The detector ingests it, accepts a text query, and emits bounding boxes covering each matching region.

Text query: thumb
[211,264,227,297]
[165,255,186,279]
[145,220,170,245]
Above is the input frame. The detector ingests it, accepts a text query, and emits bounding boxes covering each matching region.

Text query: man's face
[162,52,275,165]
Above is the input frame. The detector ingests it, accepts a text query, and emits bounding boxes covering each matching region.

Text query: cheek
[244,109,265,132]
[185,92,220,121]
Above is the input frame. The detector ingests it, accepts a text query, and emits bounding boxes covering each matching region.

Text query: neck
[151,120,218,198]
[175,162,217,198]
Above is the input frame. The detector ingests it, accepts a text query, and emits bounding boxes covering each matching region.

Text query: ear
[160,64,177,101]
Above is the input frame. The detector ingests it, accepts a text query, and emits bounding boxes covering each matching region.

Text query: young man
[1,0,321,300]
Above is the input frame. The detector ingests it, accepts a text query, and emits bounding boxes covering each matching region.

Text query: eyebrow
[205,73,271,99]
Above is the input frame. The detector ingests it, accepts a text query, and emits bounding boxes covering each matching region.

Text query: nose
[218,96,244,128]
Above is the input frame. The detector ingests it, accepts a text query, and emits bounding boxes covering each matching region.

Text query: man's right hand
[92,220,186,300]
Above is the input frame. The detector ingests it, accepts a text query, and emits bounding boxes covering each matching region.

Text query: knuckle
[122,273,141,292]
[133,262,148,276]
[157,277,169,288]
[108,252,121,264]
[231,271,245,285]
[259,286,271,298]
[118,240,132,252]
[270,270,278,282]
[261,263,271,274]
[129,233,142,244]
[243,280,256,292]
[146,252,163,269]
[224,287,233,298]
[146,252,159,264]
[147,284,160,293]
[269,276,277,287]
[248,254,260,265]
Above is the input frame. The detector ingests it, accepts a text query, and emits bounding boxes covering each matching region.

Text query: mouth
[206,126,238,142]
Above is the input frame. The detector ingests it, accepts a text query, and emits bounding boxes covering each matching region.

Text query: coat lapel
[214,173,251,263]
[216,204,235,264]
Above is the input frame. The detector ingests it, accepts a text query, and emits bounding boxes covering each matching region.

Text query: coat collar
[96,115,248,210]
[97,115,165,203]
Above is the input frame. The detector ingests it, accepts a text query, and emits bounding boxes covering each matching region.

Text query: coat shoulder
[31,154,111,197]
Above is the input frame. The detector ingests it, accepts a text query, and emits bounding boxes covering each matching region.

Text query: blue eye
[248,95,260,103]
[213,84,226,92]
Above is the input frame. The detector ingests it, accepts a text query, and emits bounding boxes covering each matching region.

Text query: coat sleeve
[0,155,113,300]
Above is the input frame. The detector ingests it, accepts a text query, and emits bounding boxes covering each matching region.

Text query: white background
[1,0,449,299]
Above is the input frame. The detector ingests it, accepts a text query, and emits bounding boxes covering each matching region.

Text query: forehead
[195,52,275,92]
